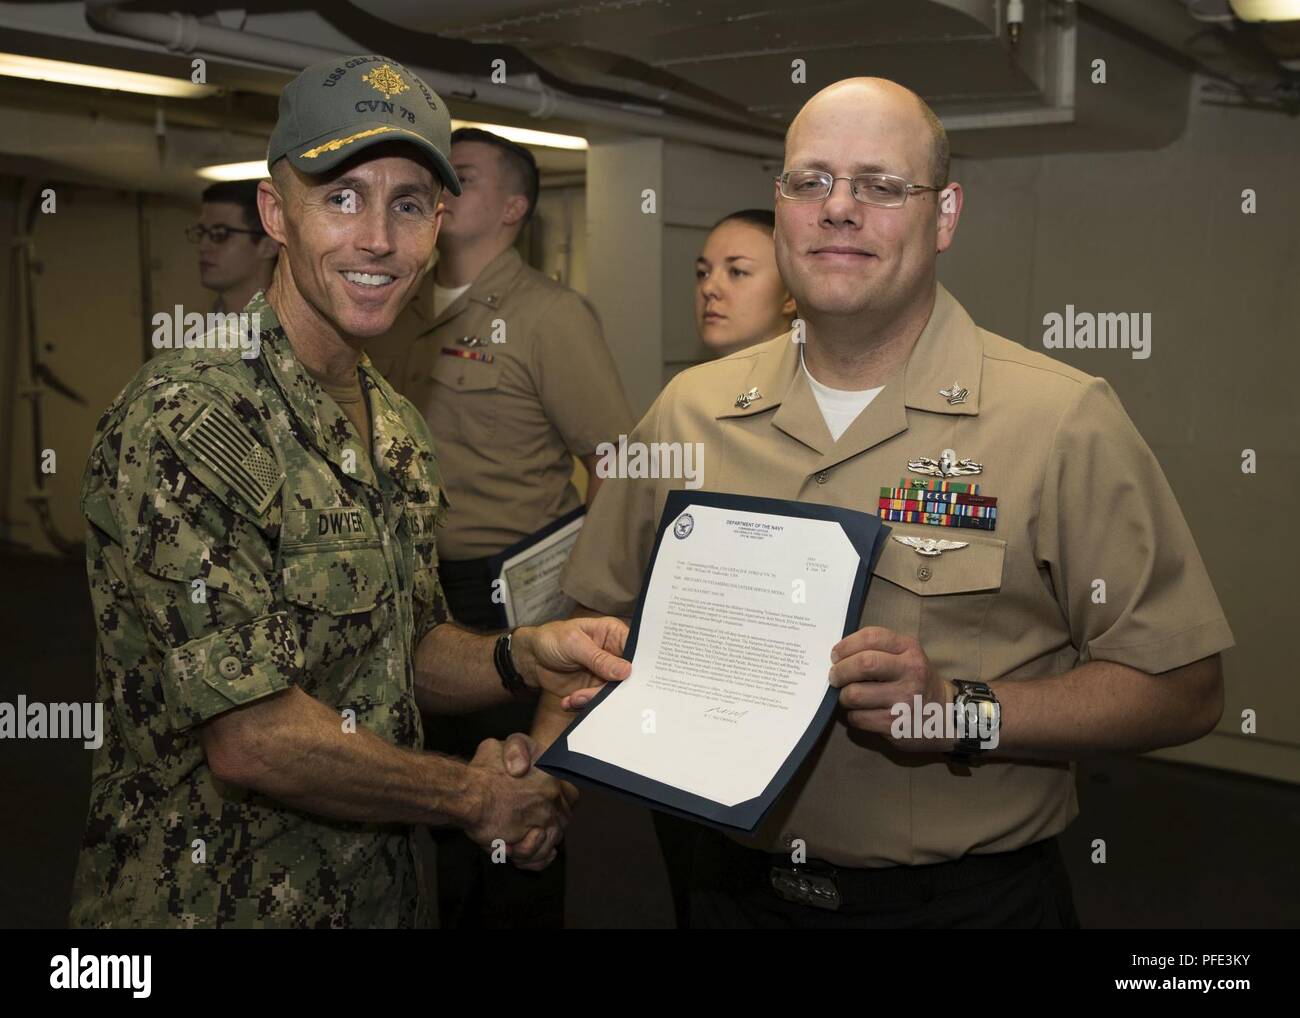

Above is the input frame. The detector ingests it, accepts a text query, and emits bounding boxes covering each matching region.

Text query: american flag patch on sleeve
[179,403,284,514]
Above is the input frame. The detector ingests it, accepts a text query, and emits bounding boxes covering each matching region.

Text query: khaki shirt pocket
[871,531,1006,679]
[429,353,501,441]
[874,532,1005,595]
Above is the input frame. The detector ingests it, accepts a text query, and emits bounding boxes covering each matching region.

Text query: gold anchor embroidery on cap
[940,382,968,405]
[908,448,982,477]
[893,535,969,557]
[734,387,762,409]
[362,63,410,101]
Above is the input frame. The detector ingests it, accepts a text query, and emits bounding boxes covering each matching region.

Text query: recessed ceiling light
[451,120,587,150]
[1228,0,1300,21]
[196,160,269,181]
[0,52,218,98]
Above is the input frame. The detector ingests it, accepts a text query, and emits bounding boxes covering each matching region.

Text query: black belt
[709,831,1060,912]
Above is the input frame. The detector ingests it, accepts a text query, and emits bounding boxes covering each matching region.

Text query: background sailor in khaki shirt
[550,77,1234,929]
[371,128,632,586]
[370,127,633,928]
[695,208,796,358]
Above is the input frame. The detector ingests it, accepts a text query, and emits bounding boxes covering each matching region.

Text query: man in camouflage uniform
[71,55,629,928]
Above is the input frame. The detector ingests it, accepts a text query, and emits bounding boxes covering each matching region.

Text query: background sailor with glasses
[186,179,280,314]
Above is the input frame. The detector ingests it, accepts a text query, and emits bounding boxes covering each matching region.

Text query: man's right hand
[463,734,570,870]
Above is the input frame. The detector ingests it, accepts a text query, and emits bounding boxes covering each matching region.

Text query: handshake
[462,732,577,871]
[454,614,631,870]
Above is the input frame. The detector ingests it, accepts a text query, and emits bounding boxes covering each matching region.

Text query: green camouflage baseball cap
[268,55,461,195]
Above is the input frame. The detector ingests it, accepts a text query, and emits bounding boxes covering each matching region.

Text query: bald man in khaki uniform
[549,78,1233,929]
[370,128,631,929]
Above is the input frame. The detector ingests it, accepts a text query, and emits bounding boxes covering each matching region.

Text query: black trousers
[426,557,566,929]
[653,810,700,928]
[687,828,1081,929]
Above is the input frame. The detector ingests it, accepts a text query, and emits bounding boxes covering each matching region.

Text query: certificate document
[539,490,888,831]
[497,510,585,627]
[478,507,585,629]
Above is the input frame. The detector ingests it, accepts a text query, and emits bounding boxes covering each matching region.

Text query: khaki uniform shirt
[73,292,450,927]
[369,247,633,559]
[562,284,1234,868]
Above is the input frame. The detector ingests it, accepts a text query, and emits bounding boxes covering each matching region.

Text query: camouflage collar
[360,356,430,499]
[246,290,415,493]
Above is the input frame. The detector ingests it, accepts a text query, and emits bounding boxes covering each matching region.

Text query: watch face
[952,681,1000,752]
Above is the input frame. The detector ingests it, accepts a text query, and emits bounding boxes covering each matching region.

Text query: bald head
[786,77,949,189]
[773,75,963,327]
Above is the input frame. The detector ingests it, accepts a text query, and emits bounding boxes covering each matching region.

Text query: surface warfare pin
[908,448,981,477]
[734,387,762,409]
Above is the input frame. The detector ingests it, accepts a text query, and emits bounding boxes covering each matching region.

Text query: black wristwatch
[949,679,999,764]
[493,630,533,699]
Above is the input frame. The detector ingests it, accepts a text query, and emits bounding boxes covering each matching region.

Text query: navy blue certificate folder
[537,489,890,833]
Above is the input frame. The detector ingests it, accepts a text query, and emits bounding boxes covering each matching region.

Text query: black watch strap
[949,679,998,763]
[493,631,532,699]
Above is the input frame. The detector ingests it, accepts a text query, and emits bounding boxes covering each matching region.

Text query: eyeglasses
[185,224,265,244]
[777,170,943,208]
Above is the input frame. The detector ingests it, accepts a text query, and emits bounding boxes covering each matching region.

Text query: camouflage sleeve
[83,380,303,732]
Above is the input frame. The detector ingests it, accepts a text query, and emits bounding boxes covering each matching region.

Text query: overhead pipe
[83,0,784,158]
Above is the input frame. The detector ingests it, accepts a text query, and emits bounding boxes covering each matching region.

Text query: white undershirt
[432,281,472,316]
[801,347,885,441]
